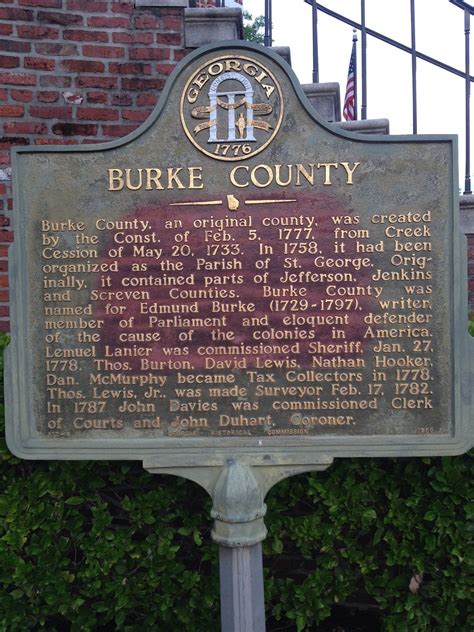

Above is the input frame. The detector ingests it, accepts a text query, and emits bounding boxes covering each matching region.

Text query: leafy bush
[0,332,472,631]
[243,10,265,44]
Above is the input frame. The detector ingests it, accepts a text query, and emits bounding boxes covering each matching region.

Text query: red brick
[101,123,136,137]
[19,0,62,7]
[0,25,12,36]
[109,62,151,75]
[0,290,9,302]
[29,105,72,119]
[0,39,31,53]
[0,305,10,317]
[75,75,117,89]
[34,138,77,145]
[157,32,182,46]
[112,31,154,45]
[0,151,9,163]
[129,47,170,61]
[0,89,6,100]
[37,90,59,102]
[0,8,34,21]
[87,16,130,28]
[11,89,33,102]
[0,56,20,69]
[137,93,157,107]
[0,321,11,333]
[0,137,30,148]
[16,24,59,39]
[111,93,132,106]
[134,14,160,29]
[63,29,108,42]
[52,122,97,136]
[24,57,56,71]
[40,75,71,87]
[35,42,77,55]
[122,109,152,122]
[162,16,182,31]
[0,231,13,243]
[121,77,165,91]
[62,59,105,73]
[66,0,107,11]
[62,91,83,104]
[86,91,107,104]
[77,106,118,121]
[82,45,124,59]
[156,62,176,75]
[4,121,48,134]
[111,2,134,15]
[37,10,83,25]
[0,105,24,117]
[172,49,185,62]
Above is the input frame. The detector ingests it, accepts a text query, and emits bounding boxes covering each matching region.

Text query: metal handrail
[305,0,472,194]
[262,0,472,194]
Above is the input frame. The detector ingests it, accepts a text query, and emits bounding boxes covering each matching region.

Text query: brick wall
[0,0,472,331]
[0,0,192,330]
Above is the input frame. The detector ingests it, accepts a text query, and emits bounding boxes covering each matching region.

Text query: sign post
[5,41,473,630]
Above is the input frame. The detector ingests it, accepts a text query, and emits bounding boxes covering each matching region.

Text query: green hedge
[0,332,472,631]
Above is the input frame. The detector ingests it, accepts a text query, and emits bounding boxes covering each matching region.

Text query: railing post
[264,0,272,47]
[464,6,472,194]
[312,0,319,83]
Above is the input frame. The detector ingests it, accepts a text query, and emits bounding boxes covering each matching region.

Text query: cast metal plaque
[6,42,473,462]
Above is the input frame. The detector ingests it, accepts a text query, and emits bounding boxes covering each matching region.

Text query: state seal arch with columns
[180,54,284,161]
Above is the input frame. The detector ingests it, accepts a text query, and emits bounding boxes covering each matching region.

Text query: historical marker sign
[6,42,472,462]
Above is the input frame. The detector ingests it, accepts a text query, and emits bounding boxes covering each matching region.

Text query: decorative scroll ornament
[180,55,283,161]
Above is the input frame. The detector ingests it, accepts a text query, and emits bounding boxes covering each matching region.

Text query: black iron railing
[262,0,473,195]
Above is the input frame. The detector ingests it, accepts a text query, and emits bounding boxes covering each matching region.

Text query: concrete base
[271,46,291,67]
[185,8,243,48]
[303,82,340,123]
[460,194,474,234]
[336,118,390,135]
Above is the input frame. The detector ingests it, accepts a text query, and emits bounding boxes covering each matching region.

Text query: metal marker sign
[6,42,473,463]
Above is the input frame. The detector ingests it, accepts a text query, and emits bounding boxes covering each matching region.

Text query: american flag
[343,42,356,121]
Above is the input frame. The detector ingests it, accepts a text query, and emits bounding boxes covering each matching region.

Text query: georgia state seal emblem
[180,54,283,162]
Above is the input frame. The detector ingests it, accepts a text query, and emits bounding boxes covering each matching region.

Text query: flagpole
[343,35,357,121]
[410,0,418,134]
[361,0,367,119]
[353,30,358,121]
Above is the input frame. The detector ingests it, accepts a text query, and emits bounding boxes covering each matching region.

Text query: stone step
[184,7,243,48]
[302,82,340,123]
[182,8,388,134]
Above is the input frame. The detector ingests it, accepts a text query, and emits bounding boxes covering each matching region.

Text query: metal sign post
[144,457,333,631]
